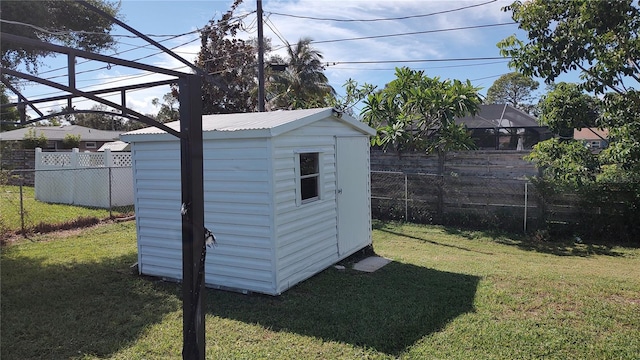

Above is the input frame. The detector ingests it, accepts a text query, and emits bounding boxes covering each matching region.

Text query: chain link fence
[1,153,134,239]
[371,171,539,232]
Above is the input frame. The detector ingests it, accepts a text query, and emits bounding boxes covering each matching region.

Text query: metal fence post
[109,167,113,218]
[404,173,408,221]
[19,174,26,238]
[524,181,528,233]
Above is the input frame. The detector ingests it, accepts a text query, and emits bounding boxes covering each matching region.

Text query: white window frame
[85,141,97,149]
[295,150,323,206]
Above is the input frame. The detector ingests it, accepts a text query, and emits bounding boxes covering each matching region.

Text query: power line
[328,60,510,71]
[326,57,509,65]
[311,23,516,45]
[266,0,497,22]
[263,17,290,50]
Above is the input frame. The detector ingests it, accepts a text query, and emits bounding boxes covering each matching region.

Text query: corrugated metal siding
[131,141,182,282]
[203,138,275,294]
[273,118,366,293]
[132,139,276,294]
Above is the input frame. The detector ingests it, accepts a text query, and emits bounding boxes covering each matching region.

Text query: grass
[2,221,639,359]
[0,185,132,237]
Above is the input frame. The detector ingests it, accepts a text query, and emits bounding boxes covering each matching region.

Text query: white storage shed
[121,107,376,295]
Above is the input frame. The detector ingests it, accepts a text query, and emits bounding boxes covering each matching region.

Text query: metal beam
[1,33,188,78]
[2,68,182,138]
[78,1,225,90]
[178,74,205,360]
[0,78,44,117]
[1,79,177,109]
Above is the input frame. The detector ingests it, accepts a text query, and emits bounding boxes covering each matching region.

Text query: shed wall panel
[130,138,276,294]
[273,119,366,292]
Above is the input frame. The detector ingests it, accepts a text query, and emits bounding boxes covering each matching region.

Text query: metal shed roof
[121,107,375,141]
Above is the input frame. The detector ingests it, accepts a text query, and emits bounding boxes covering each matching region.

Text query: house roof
[0,125,122,142]
[97,141,131,151]
[456,104,543,129]
[574,128,608,140]
[121,107,376,142]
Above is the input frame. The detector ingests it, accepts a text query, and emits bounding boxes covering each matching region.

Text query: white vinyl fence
[35,148,133,208]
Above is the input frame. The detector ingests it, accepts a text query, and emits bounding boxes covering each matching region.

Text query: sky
[7,0,579,121]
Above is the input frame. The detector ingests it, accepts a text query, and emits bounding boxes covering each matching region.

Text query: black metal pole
[179,75,205,360]
[257,0,265,112]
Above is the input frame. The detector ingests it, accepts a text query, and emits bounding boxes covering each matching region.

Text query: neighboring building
[455,104,552,150]
[0,125,122,151]
[574,128,609,153]
[121,107,376,295]
[97,140,130,152]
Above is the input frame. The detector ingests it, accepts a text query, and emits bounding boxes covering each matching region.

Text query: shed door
[336,136,371,256]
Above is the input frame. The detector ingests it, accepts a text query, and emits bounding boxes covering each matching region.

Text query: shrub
[22,128,48,149]
[62,134,81,149]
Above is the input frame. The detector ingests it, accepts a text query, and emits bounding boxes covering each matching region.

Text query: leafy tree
[1,84,21,131]
[498,0,640,174]
[71,104,125,130]
[152,92,179,123]
[195,0,258,114]
[1,0,120,73]
[266,38,335,110]
[331,79,377,118]
[526,138,600,187]
[61,133,81,149]
[500,0,640,240]
[485,72,539,112]
[361,67,481,153]
[537,82,600,137]
[22,128,48,149]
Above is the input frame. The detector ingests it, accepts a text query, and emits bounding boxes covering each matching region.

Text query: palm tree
[266,38,335,110]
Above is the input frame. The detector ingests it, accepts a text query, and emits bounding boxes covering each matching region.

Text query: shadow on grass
[494,237,628,257]
[207,261,479,356]
[0,253,180,360]
[380,227,494,255]
[443,226,628,257]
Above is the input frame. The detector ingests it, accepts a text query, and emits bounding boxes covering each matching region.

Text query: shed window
[85,142,97,149]
[299,152,319,202]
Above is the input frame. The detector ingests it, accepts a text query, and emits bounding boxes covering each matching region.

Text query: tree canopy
[537,82,600,137]
[1,85,20,130]
[485,72,539,112]
[501,0,640,240]
[1,0,120,73]
[151,92,180,123]
[361,67,482,153]
[499,0,640,178]
[69,104,145,131]
[266,38,335,110]
[195,0,258,114]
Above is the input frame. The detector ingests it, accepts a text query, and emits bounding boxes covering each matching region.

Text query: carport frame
[1,17,209,360]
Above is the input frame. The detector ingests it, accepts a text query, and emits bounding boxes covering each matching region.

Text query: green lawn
[0,185,132,236]
[1,221,639,359]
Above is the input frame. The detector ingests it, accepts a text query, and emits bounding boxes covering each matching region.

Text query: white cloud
[17,0,523,120]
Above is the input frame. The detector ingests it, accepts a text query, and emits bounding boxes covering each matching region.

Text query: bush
[22,128,48,149]
[62,134,81,149]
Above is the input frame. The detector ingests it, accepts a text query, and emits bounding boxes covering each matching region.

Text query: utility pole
[257,0,265,112]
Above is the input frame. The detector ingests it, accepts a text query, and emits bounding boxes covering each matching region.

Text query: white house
[121,107,376,295]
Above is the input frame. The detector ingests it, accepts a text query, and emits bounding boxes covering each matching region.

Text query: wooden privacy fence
[370,171,540,232]
[370,150,541,231]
